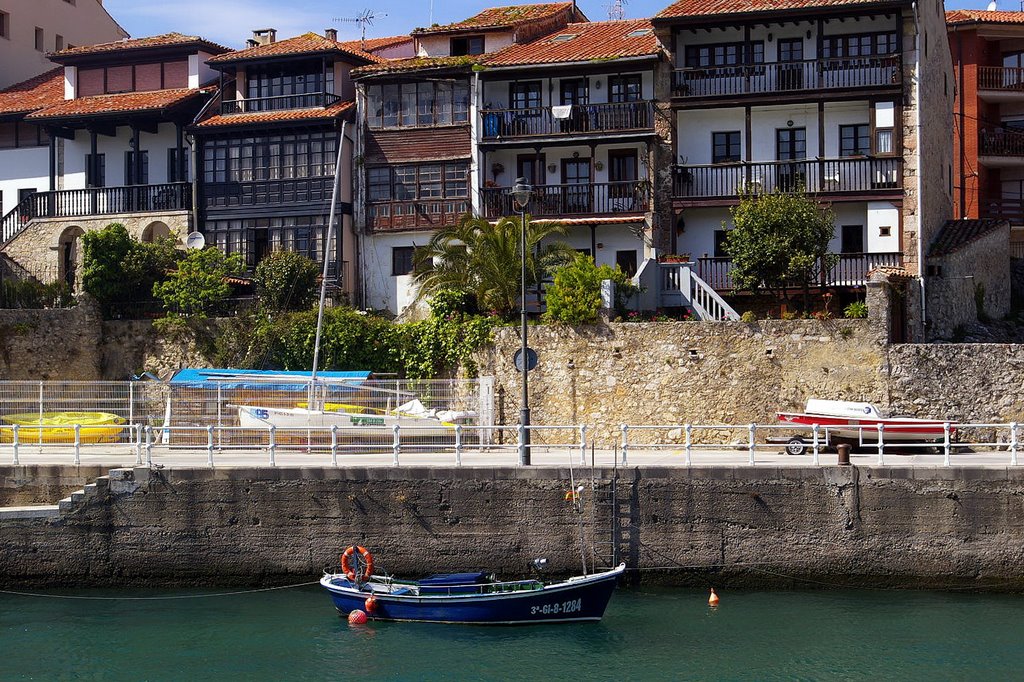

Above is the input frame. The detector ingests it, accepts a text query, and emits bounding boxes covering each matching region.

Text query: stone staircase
[0,468,138,521]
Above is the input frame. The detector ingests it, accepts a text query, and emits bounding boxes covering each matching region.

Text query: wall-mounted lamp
[767,32,773,42]
[572,151,579,159]
[786,119,794,127]
[596,242,604,249]
[547,163,556,173]
[595,80,602,90]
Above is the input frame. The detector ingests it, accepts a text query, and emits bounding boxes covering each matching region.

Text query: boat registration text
[530,598,582,616]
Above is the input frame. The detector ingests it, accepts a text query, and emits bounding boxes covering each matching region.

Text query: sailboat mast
[310,120,347,405]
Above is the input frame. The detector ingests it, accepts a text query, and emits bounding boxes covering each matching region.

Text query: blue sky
[104,0,998,47]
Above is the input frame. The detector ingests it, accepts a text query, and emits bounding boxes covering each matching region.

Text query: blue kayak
[320,563,625,625]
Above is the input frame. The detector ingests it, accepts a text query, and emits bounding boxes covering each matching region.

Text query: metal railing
[672,158,902,199]
[672,55,901,97]
[367,199,470,232]
[978,66,1024,92]
[5,419,1024,470]
[481,181,650,219]
[220,92,342,115]
[1,183,192,245]
[980,128,1024,157]
[692,252,902,291]
[480,101,654,140]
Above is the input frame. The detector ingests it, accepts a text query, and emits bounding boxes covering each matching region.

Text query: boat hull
[321,565,625,624]
[235,405,453,437]
[777,412,950,441]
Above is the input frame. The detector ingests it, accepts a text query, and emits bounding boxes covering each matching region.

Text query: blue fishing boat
[320,546,625,625]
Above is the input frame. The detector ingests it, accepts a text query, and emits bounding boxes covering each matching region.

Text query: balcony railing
[980,128,1024,157]
[978,66,1024,92]
[480,181,650,219]
[480,101,654,140]
[1,183,192,245]
[672,55,901,98]
[672,158,901,199]
[694,252,902,291]
[220,92,342,115]
[367,199,470,232]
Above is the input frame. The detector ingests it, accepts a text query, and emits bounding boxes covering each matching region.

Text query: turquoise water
[2,584,1023,680]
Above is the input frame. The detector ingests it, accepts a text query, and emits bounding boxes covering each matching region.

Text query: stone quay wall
[3,465,1024,589]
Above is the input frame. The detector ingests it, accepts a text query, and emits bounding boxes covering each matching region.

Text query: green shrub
[253,251,320,312]
[153,248,243,318]
[740,310,757,323]
[843,301,868,319]
[780,310,798,320]
[82,223,179,311]
[543,254,634,324]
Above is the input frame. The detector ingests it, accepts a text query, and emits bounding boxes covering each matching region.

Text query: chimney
[251,28,277,46]
[325,28,338,41]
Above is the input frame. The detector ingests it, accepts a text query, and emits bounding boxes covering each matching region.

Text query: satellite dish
[185,231,206,250]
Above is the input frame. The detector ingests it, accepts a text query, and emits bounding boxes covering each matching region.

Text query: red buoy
[364,596,378,613]
[708,588,720,607]
[348,609,368,624]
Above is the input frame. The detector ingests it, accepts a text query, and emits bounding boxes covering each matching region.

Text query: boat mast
[310,120,347,408]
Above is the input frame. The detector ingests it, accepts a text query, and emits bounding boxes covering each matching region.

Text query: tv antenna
[606,0,627,20]
[333,9,386,47]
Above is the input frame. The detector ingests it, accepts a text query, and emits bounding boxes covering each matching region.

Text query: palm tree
[412,213,574,319]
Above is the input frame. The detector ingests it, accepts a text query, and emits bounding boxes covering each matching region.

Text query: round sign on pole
[185,231,206,250]
[513,347,538,372]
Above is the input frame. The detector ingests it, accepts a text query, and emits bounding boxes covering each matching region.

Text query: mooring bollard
[837,442,851,465]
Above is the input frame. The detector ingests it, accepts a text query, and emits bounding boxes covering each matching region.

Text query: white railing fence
[2,420,1023,469]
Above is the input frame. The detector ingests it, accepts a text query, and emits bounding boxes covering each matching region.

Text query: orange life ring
[341,545,374,582]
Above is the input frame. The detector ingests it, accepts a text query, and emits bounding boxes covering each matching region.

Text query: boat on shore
[777,399,951,454]
[321,546,625,624]
[0,411,125,443]
[235,398,471,436]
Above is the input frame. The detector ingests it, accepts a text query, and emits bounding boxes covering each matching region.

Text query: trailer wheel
[785,437,807,456]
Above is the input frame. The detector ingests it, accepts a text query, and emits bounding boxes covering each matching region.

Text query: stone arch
[58,225,85,291]
[141,220,172,243]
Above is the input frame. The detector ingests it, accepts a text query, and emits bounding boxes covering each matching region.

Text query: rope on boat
[0,580,321,601]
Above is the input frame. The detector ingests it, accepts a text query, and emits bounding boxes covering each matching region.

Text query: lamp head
[511,176,532,210]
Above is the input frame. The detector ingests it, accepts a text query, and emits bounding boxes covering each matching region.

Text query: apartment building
[0,0,128,89]
[947,9,1024,247]
[352,2,586,313]
[192,30,384,299]
[655,0,953,326]
[0,33,228,285]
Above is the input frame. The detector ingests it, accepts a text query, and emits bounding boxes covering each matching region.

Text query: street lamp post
[511,177,533,465]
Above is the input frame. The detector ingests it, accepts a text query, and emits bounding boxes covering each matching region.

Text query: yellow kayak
[0,412,126,443]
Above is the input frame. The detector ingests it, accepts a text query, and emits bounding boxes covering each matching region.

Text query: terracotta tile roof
[0,68,64,117]
[655,0,901,20]
[339,35,414,53]
[928,219,1008,258]
[195,100,355,128]
[207,33,382,65]
[483,20,661,66]
[413,3,574,34]
[946,9,1024,25]
[50,33,229,60]
[352,55,481,76]
[25,88,210,121]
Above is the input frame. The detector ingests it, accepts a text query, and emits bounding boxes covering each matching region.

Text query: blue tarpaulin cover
[167,368,371,391]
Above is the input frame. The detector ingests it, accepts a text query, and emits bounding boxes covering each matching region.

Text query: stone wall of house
[1,211,191,284]
[926,225,1012,341]
[0,297,103,380]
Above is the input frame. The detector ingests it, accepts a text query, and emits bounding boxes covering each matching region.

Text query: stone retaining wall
[2,465,1023,589]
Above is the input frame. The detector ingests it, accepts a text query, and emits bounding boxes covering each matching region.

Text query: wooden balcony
[479,101,654,142]
[203,177,334,211]
[671,55,901,101]
[978,66,1024,101]
[367,199,470,232]
[979,128,1024,162]
[480,181,650,219]
[694,253,902,291]
[220,92,342,115]
[2,183,192,245]
[672,158,901,201]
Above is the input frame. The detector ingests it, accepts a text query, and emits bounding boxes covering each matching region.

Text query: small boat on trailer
[321,546,625,624]
[776,399,952,454]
